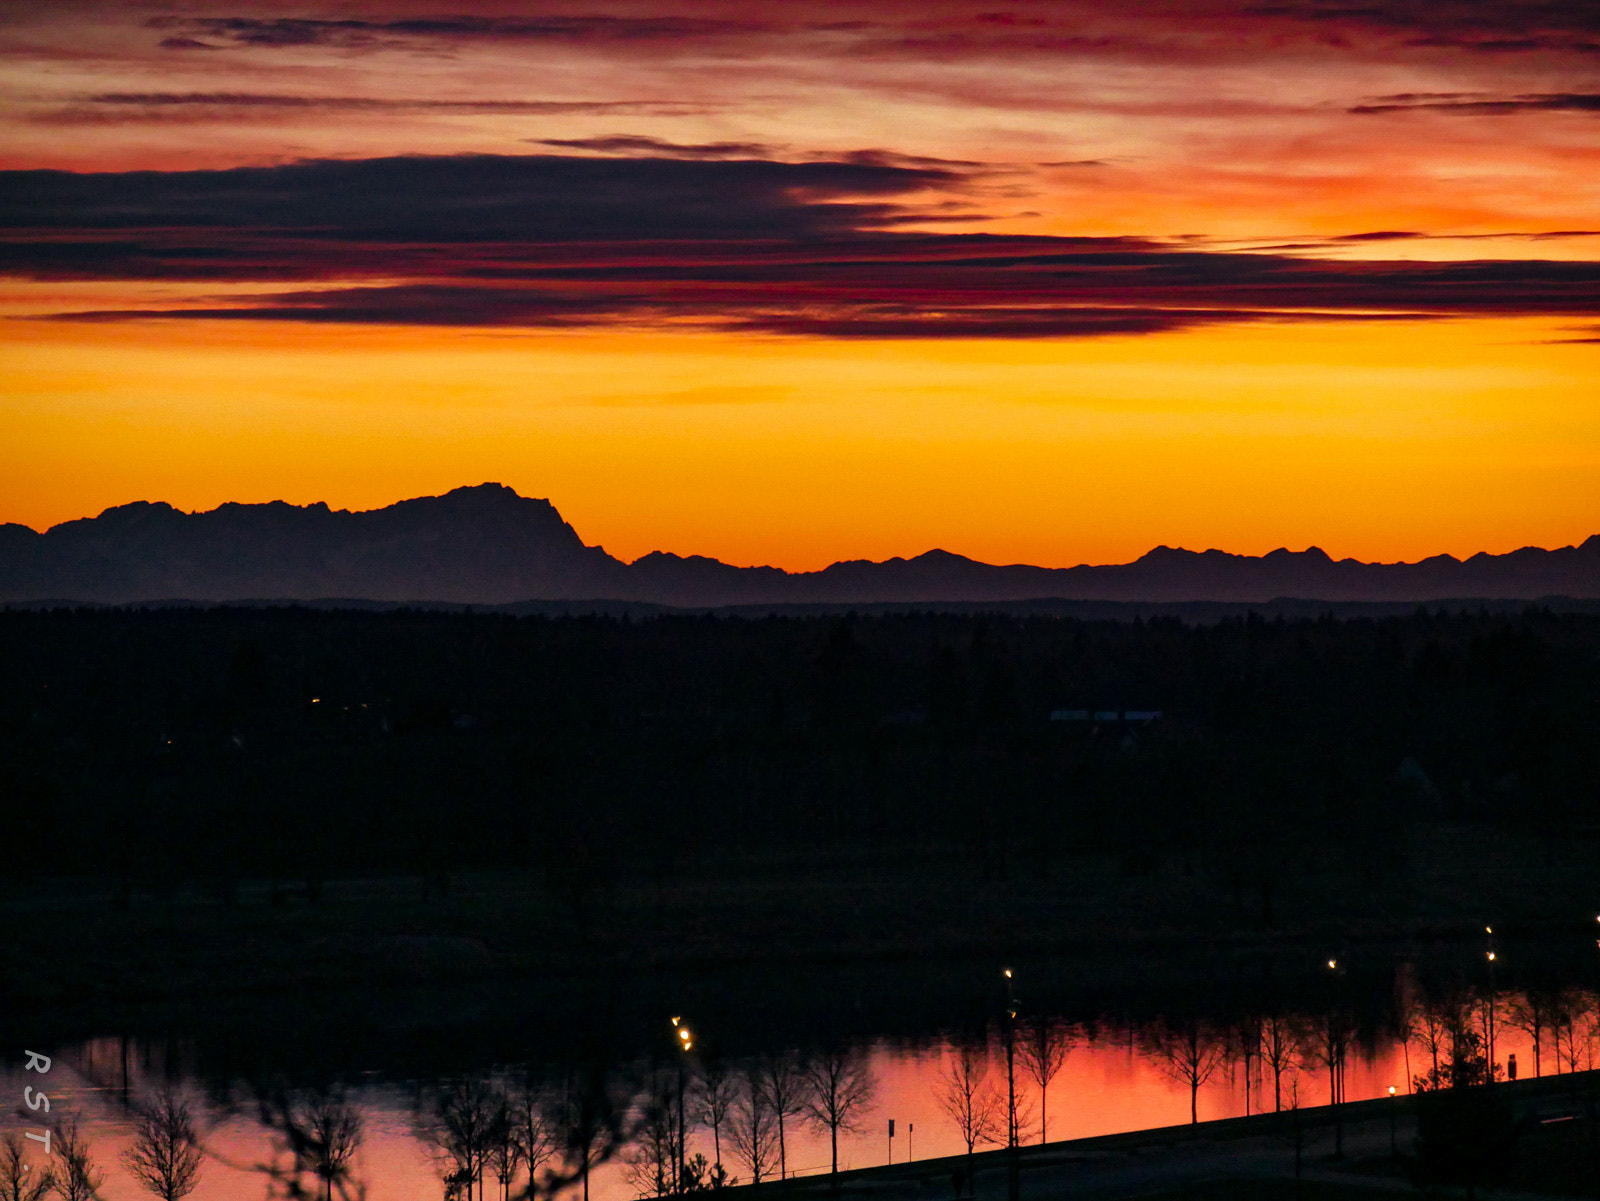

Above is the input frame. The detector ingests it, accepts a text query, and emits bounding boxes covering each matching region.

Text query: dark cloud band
[147,14,762,50]
[1352,91,1600,114]
[4,154,1599,338]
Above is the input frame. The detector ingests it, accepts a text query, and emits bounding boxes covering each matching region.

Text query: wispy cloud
[532,134,777,159]
[146,14,764,51]
[32,93,708,126]
[1352,91,1600,114]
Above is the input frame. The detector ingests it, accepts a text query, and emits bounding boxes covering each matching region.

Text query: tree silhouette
[425,1081,504,1201]
[799,1049,877,1181]
[511,1086,560,1200]
[753,1055,807,1181]
[935,1045,1003,1194]
[696,1059,739,1186]
[1408,992,1453,1082]
[122,1092,205,1201]
[0,1134,53,1201]
[1256,1013,1302,1114]
[1414,997,1500,1092]
[1149,1019,1226,1125]
[1017,1018,1071,1144]
[727,1074,778,1186]
[295,1094,363,1201]
[1306,1008,1354,1107]
[622,1082,679,1200]
[1552,988,1598,1074]
[1504,988,1558,1077]
[53,1120,104,1201]
[487,1109,521,1201]
[551,1065,638,1201]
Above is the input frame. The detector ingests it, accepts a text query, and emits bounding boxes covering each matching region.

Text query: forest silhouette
[3,604,1596,919]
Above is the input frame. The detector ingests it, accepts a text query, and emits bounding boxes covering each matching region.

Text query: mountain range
[2,483,1597,607]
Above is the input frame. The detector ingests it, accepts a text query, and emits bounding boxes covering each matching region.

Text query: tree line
[2,605,1596,900]
[14,979,1597,1201]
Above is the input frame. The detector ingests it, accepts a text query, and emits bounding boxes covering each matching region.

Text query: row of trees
[0,1090,362,1201]
[936,983,1600,1155]
[623,1048,876,1196]
[7,605,1598,894]
[419,1079,563,1201]
[19,986,1597,1201]
[0,1124,101,1201]
[1148,984,1600,1129]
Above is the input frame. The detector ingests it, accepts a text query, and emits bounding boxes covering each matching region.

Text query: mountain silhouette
[2,483,1597,606]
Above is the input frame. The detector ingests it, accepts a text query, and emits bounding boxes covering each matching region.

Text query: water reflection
[10,985,1598,1201]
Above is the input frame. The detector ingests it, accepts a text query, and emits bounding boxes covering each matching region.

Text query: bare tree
[622,1083,678,1200]
[1304,1008,1355,1107]
[54,1120,104,1201]
[1149,1019,1227,1125]
[1505,989,1558,1078]
[752,1055,807,1181]
[554,1068,633,1201]
[294,1094,363,1201]
[1256,1013,1302,1113]
[727,1074,778,1187]
[512,1086,560,1200]
[0,1134,53,1201]
[425,1081,505,1201]
[799,1049,877,1180]
[935,1044,1003,1195]
[122,1092,205,1201]
[1554,989,1598,1074]
[1016,1019,1071,1144]
[1406,988,1457,1086]
[696,1059,739,1186]
[487,1113,520,1201]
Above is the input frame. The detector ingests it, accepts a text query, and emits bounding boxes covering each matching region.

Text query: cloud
[1332,230,1425,241]
[533,134,777,159]
[34,94,712,126]
[146,15,762,51]
[41,288,1319,340]
[1351,91,1600,114]
[5,154,1599,339]
[0,154,957,242]
[1245,1,1600,52]
[82,92,701,115]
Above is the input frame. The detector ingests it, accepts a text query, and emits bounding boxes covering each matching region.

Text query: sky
[2,0,1598,569]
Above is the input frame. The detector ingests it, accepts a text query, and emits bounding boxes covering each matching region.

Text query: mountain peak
[3,490,1597,606]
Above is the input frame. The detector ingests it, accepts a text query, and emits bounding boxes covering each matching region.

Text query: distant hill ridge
[2,482,1597,606]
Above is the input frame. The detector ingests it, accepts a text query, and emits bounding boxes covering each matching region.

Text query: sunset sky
[3,0,1598,569]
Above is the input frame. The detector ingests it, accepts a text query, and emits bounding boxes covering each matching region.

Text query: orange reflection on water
[20,1017,1571,1201]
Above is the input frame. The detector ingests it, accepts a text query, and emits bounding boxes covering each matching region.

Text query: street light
[1387,1085,1397,1163]
[1484,926,1498,1074]
[1003,967,1019,1201]
[1325,955,1348,1157]
[671,1017,693,1193]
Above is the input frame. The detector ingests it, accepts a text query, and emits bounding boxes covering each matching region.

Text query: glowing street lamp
[1483,927,1498,1073]
[1002,968,1019,1201]
[671,1017,694,1193]
[1387,1085,1398,1162]
[1324,955,1348,1157]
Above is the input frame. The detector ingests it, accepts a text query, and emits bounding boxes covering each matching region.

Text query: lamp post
[1325,957,1347,1158]
[1484,926,1497,1077]
[1003,968,1019,1201]
[1387,1085,1397,1165]
[672,1017,693,1194]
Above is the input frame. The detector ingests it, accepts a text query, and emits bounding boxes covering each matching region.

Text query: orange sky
[2,0,1598,568]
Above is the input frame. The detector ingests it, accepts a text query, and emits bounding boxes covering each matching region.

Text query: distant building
[1049,708,1162,724]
